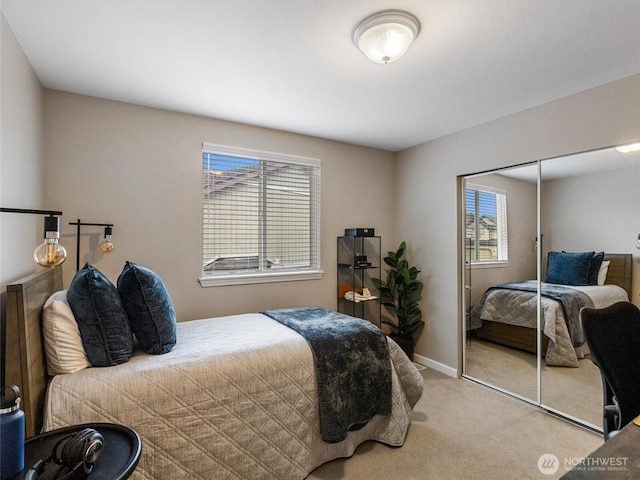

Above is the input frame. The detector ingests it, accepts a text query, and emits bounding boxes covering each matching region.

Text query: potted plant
[372,241,424,360]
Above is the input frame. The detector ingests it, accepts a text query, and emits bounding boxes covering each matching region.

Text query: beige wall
[542,164,640,301]
[43,90,396,321]
[0,12,46,289]
[396,74,640,375]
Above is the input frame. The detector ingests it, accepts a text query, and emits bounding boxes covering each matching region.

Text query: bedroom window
[465,184,508,264]
[199,143,322,286]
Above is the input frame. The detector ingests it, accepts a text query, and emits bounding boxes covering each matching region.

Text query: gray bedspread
[490,280,593,348]
[44,313,424,480]
[469,281,595,367]
[260,307,391,443]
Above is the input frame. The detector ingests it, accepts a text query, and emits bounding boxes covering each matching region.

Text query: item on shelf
[344,228,375,237]
[344,290,378,303]
[339,284,361,298]
[355,254,371,267]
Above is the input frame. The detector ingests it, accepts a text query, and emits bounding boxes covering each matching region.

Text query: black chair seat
[580,301,640,440]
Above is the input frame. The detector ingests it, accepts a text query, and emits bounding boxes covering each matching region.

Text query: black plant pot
[390,333,414,361]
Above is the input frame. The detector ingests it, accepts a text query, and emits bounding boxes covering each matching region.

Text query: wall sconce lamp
[0,207,67,267]
[352,10,421,64]
[69,219,115,271]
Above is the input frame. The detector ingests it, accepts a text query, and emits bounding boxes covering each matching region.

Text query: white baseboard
[413,353,458,378]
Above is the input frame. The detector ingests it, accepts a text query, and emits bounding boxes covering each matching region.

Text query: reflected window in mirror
[465,183,508,264]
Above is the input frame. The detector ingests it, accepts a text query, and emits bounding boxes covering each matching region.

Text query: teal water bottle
[0,385,25,480]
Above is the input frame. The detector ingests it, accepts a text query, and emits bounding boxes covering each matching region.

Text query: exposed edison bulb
[33,216,66,267]
[99,225,115,253]
[33,233,67,267]
[636,234,640,250]
[99,235,115,253]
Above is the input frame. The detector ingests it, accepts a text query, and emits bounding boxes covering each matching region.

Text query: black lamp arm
[1,207,63,216]
[68,221,114,228]
[1,207,65,239]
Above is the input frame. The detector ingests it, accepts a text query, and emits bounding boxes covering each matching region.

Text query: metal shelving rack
[337,235,381,327]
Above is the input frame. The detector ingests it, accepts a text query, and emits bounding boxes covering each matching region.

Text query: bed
[5,266,424,480]
[468,253,632,367]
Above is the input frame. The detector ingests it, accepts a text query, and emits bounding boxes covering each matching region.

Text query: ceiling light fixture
[615,142,640,154]
[352,9,421,64]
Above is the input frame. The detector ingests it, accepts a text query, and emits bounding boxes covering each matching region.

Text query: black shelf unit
[337,235,381,327]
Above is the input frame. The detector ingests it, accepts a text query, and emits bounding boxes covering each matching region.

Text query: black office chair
[580,301,640,440]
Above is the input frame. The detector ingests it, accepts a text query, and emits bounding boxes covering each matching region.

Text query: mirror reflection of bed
[462,145,639,431]
[466,253,631,426]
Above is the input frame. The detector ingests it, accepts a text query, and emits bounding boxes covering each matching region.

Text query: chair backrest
[580,301,640,430]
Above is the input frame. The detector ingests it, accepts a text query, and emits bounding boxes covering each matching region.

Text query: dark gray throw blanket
[260,307,391,443]
[490,280,594,347]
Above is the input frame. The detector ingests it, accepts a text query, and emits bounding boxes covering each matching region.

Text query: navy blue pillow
[560,250,604,286]
[67,263,133,367]
[545,251,594,286]
[117,261,177,355]
[587,251,605,285]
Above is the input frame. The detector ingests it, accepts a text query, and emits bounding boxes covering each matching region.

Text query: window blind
[465,184,508,263]
[201,144,321,279]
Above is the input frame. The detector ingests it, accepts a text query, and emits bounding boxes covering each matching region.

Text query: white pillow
[597,260,610,286]
[43,290,91,375]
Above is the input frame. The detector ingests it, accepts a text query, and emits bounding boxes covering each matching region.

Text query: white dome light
[615,142,640,154]
[352,10,421,64]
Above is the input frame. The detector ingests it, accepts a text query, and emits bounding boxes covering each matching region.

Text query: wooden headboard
[603,253,632,299]
[5,267,62,437]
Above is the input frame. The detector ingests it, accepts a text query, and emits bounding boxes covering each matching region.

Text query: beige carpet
[465,338,602,427]
[307,367,603,480]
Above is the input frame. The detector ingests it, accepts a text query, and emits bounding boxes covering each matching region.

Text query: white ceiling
[2,0,640,152]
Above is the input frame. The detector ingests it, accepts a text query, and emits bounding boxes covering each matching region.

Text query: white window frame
[465,183,509,266]
[199,143,323,287]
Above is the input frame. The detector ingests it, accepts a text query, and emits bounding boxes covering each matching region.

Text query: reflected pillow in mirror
[562,250,604,285]
[598,260,611,285]
[544,251,594,286]
[588,251,605,285]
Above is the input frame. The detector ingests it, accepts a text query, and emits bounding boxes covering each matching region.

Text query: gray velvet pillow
[67,263,133,367]
[544,251,594,286]
[117,261,177,354]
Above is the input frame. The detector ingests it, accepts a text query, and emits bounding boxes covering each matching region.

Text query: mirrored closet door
[462,144,639,430]
[463,163,539,403]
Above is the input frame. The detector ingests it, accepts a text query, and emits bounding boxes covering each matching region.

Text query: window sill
[199,269,324,287]
[468,261,510,269]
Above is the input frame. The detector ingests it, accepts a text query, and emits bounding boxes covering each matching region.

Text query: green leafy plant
[372,241,424,338]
